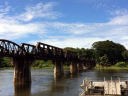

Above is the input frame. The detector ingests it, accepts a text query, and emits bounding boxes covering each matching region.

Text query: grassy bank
[32,60,70,70]
[95,66,128,70]
[95,62,128,70]
[32,65,70,70]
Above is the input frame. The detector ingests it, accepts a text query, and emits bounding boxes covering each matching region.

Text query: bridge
[0,39,95,85]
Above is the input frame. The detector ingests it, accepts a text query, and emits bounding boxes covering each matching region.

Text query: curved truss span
[0,39,25,56]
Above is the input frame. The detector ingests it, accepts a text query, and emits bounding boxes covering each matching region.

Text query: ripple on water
[1,69,128,96]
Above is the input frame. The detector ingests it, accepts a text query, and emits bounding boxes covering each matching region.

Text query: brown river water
[0,69,128,96]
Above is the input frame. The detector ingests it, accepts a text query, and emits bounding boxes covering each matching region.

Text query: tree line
[63,40,128,67]
[0,40,128,68]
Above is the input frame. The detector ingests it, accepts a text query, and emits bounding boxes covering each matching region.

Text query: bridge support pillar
[70,62,77,74]
[13,57,33,85]
[14,83,31,96]
[54,61,64,78]
[78,63,83,72]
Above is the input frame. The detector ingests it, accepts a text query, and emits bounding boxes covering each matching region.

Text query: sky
[0,0,128,49]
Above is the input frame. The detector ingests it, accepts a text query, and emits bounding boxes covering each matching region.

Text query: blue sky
[0,0,128,48]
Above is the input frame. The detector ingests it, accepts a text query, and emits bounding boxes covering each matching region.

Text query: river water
[0,69,128,96]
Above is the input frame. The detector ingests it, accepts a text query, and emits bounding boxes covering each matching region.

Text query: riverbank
[95,64,128,70]
[96,66,128,71]
[0,65,70,70]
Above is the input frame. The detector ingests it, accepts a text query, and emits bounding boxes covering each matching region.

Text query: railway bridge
[0,39,95,85]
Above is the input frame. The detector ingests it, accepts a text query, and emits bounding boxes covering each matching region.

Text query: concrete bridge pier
[70,62,78,74]
[14,83,31,96]
[78,63,83,72]
[13,57,33,85]
[53,61,64,79]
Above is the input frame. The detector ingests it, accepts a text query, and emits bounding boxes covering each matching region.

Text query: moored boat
[80,77,128,96]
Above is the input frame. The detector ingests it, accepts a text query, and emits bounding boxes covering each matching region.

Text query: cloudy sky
[0,0,128,48]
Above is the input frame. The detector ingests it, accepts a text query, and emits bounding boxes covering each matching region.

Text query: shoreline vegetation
[95,62,128,70]
[1,61,128,71]
[1,65,128,71]
[0,58,70,70]
[1,62,128,70]
[1,59,128,71]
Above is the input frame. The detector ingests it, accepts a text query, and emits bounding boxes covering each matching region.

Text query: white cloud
[0,22,46,39]
[17,2,59,21]
[36,11,128,48]
[0,2,128,49]
[109,15,128,25]
[108,9,128,25]
[43,22,104,37]
[0,2,57,39]
[29,37,104,48]
[48,22,93,35]
[0,2,10,17]
[110,9,128,16]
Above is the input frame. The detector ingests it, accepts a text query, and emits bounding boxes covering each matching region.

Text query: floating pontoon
[80,77,128,96]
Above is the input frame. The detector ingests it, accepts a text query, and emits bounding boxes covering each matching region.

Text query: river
[0,69,128,96]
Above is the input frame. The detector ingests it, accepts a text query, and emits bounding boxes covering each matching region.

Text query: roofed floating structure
[80,77,128,96]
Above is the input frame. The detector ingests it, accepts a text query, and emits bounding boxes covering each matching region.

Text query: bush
[0,57,12,68]
[32,60,53,68]
[115,62,128,67]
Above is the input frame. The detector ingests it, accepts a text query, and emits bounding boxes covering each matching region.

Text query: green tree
[0,57,12,68]
[78,48,95,61]
[99,54,109,67]
[92,40,126,65]
[77,48,96,68]
[64,47,96,68]
[115,62,128,67]
[64,47,77,52]
[32,60,53,68]
[122,50,128,62]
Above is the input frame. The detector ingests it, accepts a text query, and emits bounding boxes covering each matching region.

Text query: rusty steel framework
[0,39,25,57]
[0,39,78,62]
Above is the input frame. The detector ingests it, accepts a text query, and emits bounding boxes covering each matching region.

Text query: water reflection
[95,69,128,80]
[14,84,31,96]
[1,69,128,96]
[48,72,80,96]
